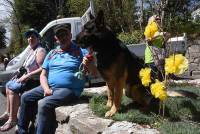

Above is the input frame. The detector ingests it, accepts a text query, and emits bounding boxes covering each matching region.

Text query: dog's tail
[167,90,199,99]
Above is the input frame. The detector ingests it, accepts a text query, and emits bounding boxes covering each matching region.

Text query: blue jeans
[17,86,78,134]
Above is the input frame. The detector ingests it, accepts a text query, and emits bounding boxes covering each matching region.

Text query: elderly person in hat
[0,28,46,132]
[17,24,97,134]
[144,15,170,80]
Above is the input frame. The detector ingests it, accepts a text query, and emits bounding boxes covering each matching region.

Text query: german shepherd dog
[76,11,152,117]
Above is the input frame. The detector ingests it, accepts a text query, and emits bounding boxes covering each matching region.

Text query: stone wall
[185,40,200,78]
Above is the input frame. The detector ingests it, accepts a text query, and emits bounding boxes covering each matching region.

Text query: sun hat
[24,28,40,38]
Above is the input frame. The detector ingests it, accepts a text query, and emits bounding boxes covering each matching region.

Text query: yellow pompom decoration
[144,16,164,48]
[144,21,159,40]
[139,68,151,87]
[150,80,167,101]
[165,54,188,75]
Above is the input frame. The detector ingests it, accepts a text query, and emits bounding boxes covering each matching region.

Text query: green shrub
[89,95,109,117]
[117,31,143,45]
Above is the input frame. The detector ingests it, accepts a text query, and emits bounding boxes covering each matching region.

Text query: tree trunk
[3,0,23,48]
[139,0,144,33]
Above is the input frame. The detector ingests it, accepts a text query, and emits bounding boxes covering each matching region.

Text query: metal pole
[90,0,95,16]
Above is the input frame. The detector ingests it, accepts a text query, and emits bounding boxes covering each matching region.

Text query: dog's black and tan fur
[76,11,152,117]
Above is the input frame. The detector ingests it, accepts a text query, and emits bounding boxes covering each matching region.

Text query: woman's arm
[27,48,46,76]
[40,69,52,96]
[17,48,46,82]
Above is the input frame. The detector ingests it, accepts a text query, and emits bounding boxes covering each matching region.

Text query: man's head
[54,24,72,47]
[24,28,40,47]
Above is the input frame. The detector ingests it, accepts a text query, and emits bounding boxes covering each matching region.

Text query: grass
[87,85,200,134]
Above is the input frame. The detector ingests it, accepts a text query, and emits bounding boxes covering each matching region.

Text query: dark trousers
[17,86,78,134]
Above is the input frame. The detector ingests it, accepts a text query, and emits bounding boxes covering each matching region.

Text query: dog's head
[76,10,112,50]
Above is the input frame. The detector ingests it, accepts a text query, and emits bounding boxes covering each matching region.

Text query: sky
[0,4,7,19]
[0,0,13,18]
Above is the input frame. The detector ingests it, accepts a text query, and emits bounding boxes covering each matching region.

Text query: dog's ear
[95,10,105,28]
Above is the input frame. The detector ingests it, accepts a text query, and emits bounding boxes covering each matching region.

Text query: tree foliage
[67,0,200,37]
[67,0,89,17]
[15,0,52,31]
[67,0,137,33]
[135,0,200,37]
[94,0,137,33]
[7,0,70,54]
[14,0,69,31]
[6,0,200,55]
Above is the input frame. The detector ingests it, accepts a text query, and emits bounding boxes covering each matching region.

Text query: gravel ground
[0,92,16,134]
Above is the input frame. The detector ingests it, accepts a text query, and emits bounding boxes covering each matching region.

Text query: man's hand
[82,55,98,76]
[82,54,95,71]
[82,56,92,67]
[44,88,53,96]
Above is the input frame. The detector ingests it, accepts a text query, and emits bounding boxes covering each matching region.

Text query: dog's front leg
[105,81,124,117]
[106,83,114,108]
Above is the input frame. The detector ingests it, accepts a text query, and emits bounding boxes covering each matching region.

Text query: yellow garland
[165,54,188,75]
[150,80,167,101]
[141,22,189,103]
[138,54,188,101]
[139,68,151,87]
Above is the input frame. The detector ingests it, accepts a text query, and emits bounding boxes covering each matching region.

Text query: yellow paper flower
[139,68,151,87]
[159,91,168,101]
[150,80,167,101]
[165,54,188,75]
[144,21,159,40]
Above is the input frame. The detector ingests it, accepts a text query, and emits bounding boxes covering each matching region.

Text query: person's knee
[20,92,30,104]
[6,88,10,95]
[38,99,49,113]
[7,88,15,95]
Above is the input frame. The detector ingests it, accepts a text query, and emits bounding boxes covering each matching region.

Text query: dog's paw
[105,111,113,117]
[105,107,117,117]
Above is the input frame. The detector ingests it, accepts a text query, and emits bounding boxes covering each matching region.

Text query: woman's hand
[17,74,30,83]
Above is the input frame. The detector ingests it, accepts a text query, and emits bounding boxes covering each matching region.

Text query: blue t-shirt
[42,42,88,97]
